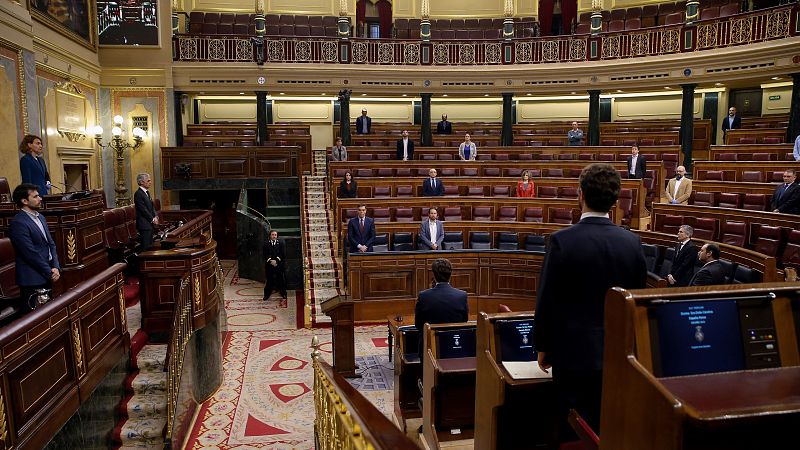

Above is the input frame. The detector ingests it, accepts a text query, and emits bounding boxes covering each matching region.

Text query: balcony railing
[173,5,797,65]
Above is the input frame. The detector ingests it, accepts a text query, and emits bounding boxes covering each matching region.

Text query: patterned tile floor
[184,261,393,449]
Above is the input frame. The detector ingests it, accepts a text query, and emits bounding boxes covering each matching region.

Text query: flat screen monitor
[655,299,745,377]
[398,326,419,356]
[496,319,537,362]
[437,328,476,359]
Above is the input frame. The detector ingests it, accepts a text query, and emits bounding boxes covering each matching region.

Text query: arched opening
[356,0,393,38]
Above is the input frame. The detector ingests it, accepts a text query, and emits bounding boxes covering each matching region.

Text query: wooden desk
[708,143,794,161]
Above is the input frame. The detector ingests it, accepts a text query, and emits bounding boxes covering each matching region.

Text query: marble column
[681,83,696,174]
[256,91,268,144]
[421,93,432,146]
[588,90,600,146]
[173,91,184,147]
[502,93,514,146]
[787,73,800,145]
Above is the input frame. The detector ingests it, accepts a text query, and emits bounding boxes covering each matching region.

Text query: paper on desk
[501,361,553,380]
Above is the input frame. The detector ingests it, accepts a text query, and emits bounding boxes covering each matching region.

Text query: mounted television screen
[437,328,476,359]
[496,319,537,362]
[97,1,159,46]
[655,299,745,377]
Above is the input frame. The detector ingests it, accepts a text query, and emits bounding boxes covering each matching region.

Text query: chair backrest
[374,186,391,198]
[397,186,414,197]
[550,208,574,224]
[753,225,783,257]
[443,185,459,196]
[472,206,493,221]
[492,186,510,197]
[392,232,415,251]
[524,234,545,252]
[717,193,741,209]
[692,192,715,207]
[0,238,19,300]
[741,171,763,183]
[559,187,579,199]
[733,264,755,284]
[373,233,389,252]
[692,218,719,241]
[372,208,391,222]
[395,207,414,222]
[721,221,747,247]
[641,243,659,273]
[741,194,767,211]
[469,231,491,249]
[467,186,485,196]
[717,259,736,284]
[443,231,464,250]
[658,247,676,278]
[0,177,9,196]
[524,207,543,223]
[538,186,558,198]
[496,232,518,250]
[444,207,462,221]
[497,206,517,221]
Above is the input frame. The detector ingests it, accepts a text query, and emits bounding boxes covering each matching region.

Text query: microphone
[48,181,64,193]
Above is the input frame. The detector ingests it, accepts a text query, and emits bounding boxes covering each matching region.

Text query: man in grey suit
[418,207,444,250]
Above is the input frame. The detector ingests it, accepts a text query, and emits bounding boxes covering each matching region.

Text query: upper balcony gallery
[171,2,800,65]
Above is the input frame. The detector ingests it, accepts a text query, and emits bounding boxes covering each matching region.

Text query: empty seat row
[699,170,786,182]
[0,238,20,321]
[183,139,256,147]
[264,25,339,37]
[102,205,139,261]
[692,192,771,212]
[575,0,739,35]
[427,29,503,40]
[373,231,545,252]
[731,136,784,144]
[714,152,781,161]
[186,129,256,136]
[344,206,577,224]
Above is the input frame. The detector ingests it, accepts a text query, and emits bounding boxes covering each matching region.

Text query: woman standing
[338,171,358,198]
[458,133,477,161]
[516,170,536,197]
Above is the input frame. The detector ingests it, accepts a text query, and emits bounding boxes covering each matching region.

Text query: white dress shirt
[429,220,438,246]
[402,138,409,160]
[673,177,684,199]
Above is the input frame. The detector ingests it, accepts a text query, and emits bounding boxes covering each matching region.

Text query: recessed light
[664,86,671,90]
[484,94,489,97]
[280,92,285,95]
[570,92,576,95]
[361,93,367,96]
[239,92,245,95]
[442,94,448,97]
[771,76,781,80]
[321,93,326,95]
[616,89,623,93]
[526,93,532,96]
[714,83,723,86]
[402,94,407,97]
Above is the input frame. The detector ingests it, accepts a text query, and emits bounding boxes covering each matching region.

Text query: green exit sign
[769,95,781,100]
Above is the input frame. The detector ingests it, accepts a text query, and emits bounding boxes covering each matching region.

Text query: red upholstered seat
[483,168,501,176]
[395,207,414,222]
[443,185,459,196]
[705,170,724,181]
[372,208,391,222]
[463,168,478,177]
[497,206,517,221]
[659,214,684,235]
[741,171,764,183]
[559,187,579,199]
[717,193,741,209]
[377,168,394,177]
[523,207,544,223]
[717,153,737,161]
[396,186,414,197]
[753,225,784,257]
[467,186,485,196]
[0,238,20,301]
[751,153,771,161]
[546,168,564,177]
[538,186,558,198]
[741,194,768,211]
[444,207,462,221]
[781,230,800,269]
[505,168,523,177]
[693,218,719,241]
[763,137,781,144]
[374,186,391,198]
[356,168,373,178]
[618,189,633,226]
[692,192,715,207]
[396,168,412,177]
[416,168,430,176]
[358,153,374,160]
[472,206,493,221]
[550,208,574,224]
[721,221,747,247]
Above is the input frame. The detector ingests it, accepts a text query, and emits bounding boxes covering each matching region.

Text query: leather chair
[641,243,659,273]
[658,215,685,235]
[396,168,412,177]
[780,230,800,269]
[497,206,517,221]
[373,233,389,252]
[741,194,768,211]
[0,238,20,301]
[559,187,579,199]
[397,186,414,197]
[505,168,523,177]
[343,208,359,223]
[358,154,374,161]
[753,225,784,257]
[523,207,543,223]
[717,153,737,161]
[467,186,485,197]
[717,259,736,284]
[733,265,755,284]
[658,247,676,279]
[443,231,464,250]
[469,232,491,250]
[356,168,373,178]
[123,205,139,242]
[444,207,462,221]
[618,188,633,226]
[443,185,459,196]
[751,153,771,161]
[395,207,414,222]
[717,193,741,209]
[524,234,545,252]
[372,208,391,223]
[392,232,415,251]
[463,168,479,177]
[692,218,719,241]
[705,170,725,181]
[472,206,493,221]
[538,186,558,198]
[483,168,501,177]
[692,192,715,207]
[741,171,764,183]
[374,186,391,198]
[496,232,519,250]
[720,221,747,247]
[550,208,574,224]
[440,168,456,177]
[546,168,564,177]
[492,186,510,197]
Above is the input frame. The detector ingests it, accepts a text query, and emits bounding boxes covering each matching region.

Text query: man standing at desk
[721,106,741,135]
[396,130,414,161]
[418,207,444,250]
[436,114,452,134]
[415,258,468,357]
[347,204,375,253]
[422,168,445,196]
[355,108,372,134]
[263,229,287,300]
[9,183,60,312]
[134,173,158,250]
[534,163,647,439]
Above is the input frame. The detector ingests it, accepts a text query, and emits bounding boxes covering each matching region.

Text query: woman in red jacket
[516,170,536,197]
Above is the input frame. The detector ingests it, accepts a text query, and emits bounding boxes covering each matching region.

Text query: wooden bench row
[707,143,795,161]
[693,160,800,182]
[724,128,789,145]
[161,146,301,181]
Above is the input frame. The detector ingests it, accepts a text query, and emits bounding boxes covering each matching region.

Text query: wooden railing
[165,275,193,443]
[312,337,418,449]
[174,5,796,65]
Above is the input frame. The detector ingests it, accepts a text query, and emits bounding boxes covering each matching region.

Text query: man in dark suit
[8,183,60,312]
[418,207,445,250]
[626,144,646,179]
[347,204,375,253]
[355,108,371,134]
[436,114,452,134]
[396,130,415,161]
[667,225,698,287]
[134,173,158,250]
[18,135,50,196]
[534,163,647,439]
[422,168,444,196]
[415,258,468,358]
[690,243,727,286]
[721,106,741,134]
[771,169,800,214]
[263,229,287,300]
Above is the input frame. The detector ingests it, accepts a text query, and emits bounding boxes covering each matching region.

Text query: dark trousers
[139,227,154,250]
[20,281,52,313]
[264,264,287,299]
[553,368,603,442]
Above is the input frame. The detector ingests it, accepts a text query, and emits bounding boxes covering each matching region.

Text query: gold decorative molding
[71,321,85,377]
[0,388,7,446]
[193,272,201,309]
[118,287,127,332]
[66,229,77,263]
[16,48,28,134]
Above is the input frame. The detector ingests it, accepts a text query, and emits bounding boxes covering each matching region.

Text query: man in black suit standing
[396,130,414,161]
[422,168,444,196]
[436,114,452,134]
[347,204,375,253]
[721,106,741,135]
[666,225,698,287]
[415,258,468,358]
[690,243,726,286]
[534,163,647,439]
[263,229,287,300]
[626,144,646,179]
[771,169,800,214]
[355,108,371,134]
[134,173,158,250]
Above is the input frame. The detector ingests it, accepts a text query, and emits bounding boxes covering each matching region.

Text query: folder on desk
[501,361,553,380]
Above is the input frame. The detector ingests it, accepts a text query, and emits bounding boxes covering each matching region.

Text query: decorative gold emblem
[71,321,85,377]
[0,389,7,445]
[119,287,127,331]
[67,229,77,262]
[194,272,201,308]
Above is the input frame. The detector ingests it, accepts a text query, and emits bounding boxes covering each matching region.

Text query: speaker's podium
[321,294,357,377]
[601,283,800,450]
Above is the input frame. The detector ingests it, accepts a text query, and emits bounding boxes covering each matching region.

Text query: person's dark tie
[779,184,788,200]
[146,190,151,201]
[360,219,364,232]
[677,242,683,255]
[431,178,436,189]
